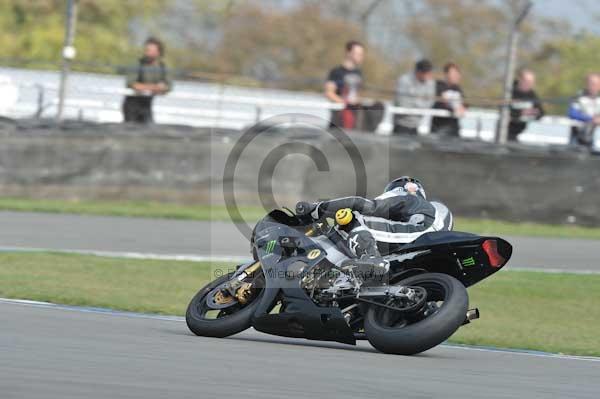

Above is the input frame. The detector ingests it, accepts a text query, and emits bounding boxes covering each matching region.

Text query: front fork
[214,261,263,305]
[232,261,262,281]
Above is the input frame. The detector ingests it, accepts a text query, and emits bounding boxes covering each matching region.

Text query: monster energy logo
[461,257,476,267]
[265,240,277,254]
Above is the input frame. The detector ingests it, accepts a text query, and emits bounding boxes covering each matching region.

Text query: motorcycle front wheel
[186,271,264,338]
[364,273,468,355]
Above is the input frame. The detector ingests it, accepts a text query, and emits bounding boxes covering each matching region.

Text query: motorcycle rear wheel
[364,273,468,355]
[186,271,264,338]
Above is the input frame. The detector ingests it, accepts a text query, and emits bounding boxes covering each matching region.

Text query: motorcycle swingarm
[358,285,417,299]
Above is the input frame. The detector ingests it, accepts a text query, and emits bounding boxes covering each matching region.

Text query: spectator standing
[431,62,466,137]
[325,40,364,129]
[568,73,600,148]
[508,69,545,141]
[123,37,172,123]
[393,59,435,135]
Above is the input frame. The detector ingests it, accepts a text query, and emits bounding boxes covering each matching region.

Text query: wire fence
[0,65,590,147]
[0,57,580,107]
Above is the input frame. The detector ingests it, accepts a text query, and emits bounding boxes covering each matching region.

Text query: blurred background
[1,0,600,140]
[1,0,600,223]
[1,0,598,95]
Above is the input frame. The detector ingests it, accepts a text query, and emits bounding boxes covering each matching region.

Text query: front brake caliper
[235,282,254,304]
[213,290,235,305]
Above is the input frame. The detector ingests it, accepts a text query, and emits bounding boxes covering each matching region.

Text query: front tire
[186,272,263,338]
[364,273,468,355]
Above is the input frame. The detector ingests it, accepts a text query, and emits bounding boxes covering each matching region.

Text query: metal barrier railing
[10,81,585,140]
[19,82,344,125]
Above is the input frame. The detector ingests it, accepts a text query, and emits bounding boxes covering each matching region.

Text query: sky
[522,0,599,33]
[274,0,600,34]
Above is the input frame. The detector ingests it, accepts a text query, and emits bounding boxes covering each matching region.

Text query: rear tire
[186,272,263,338]
[364,273,468,355]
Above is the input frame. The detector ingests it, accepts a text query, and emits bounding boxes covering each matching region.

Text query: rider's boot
[342,229,390,285]
[341,255,390,286]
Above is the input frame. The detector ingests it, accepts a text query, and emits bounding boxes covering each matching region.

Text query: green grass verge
[0,252,598,356]
[0,197,599,239]
[0,197,266,223]
[0,252,230,315]
[451,271,600,356]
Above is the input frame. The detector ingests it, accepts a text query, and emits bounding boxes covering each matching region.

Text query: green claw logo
[461,257,476,267]
[265,240,277,254]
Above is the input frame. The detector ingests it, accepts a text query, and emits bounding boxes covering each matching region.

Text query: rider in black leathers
[296,177,453,280]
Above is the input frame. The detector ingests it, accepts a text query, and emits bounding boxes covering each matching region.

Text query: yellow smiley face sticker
[307,249,321,260]
[335,208,353,226]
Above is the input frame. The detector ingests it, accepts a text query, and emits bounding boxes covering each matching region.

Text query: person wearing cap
[393,59,436,135]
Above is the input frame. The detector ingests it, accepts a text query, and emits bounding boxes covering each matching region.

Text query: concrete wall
[1,119,599,226]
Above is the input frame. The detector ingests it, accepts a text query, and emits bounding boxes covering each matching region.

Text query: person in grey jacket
[393,59,436,135]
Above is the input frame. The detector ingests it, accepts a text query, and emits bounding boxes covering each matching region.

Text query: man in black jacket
[508,69,545,141]
[296,177,453,280]
[324,41,364,129]
[324,41,384,132]
[431,63,466,137]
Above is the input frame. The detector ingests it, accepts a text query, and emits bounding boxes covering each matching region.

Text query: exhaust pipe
[462,308,480,325]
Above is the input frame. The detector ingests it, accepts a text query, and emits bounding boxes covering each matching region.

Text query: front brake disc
[206,286,238,309]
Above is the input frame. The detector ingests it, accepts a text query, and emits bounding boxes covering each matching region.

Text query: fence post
[496,1,532,144]
[255,106,262,124]
[476,115,482,140]
[35,84,45,119]
[56,0,78,122]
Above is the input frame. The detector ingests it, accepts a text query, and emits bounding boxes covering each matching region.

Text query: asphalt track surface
[2,211,600,398]
[2,300,600,399]
[0,211,599,272]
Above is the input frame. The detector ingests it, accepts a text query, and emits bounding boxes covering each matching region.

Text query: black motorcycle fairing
[378,231,479,255]
[252,279,356,345]
[386,231,512,287]
[251,217,355,345]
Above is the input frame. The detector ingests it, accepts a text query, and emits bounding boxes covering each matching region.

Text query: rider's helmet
[383,176,427,199]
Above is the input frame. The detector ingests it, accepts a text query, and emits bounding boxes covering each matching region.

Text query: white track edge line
[1,246,599,274]
[0,246,250,263]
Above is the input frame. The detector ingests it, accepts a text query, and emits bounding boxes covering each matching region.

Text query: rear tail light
[482,240,505,268]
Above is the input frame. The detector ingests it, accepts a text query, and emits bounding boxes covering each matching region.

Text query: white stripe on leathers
[354,202,452,244]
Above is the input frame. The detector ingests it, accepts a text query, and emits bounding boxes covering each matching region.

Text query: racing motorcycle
[186,208,512,355]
